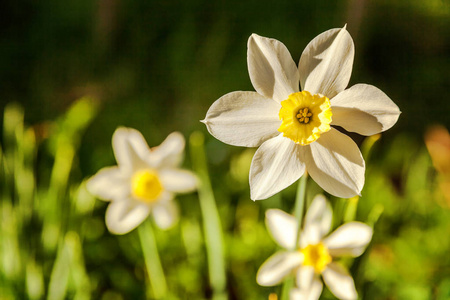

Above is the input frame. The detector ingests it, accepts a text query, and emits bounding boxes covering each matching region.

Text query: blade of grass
[138,218,167,299]
[281,173,308,300]
[189,131,227,300]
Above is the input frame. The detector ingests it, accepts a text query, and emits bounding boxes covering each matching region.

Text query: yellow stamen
[300,242,332,273]
[131,169,163,203]
[278,91,332,145]
[296,108,313,124]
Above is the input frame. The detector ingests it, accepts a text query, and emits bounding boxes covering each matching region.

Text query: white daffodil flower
[202,26,401,200]
[257,195,373,300]
[87,127,197,234]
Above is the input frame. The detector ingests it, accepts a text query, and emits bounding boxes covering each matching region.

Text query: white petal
[265,209,298,250]
[302,128,365,198]
[150,132,185,168]
[322,263,357,300]
[159,169,197,193]
[112,127,152,174]
[248,34,300,102]
[296,266,315,290]
[86,166,129,201]
[256,251,303,286]
[202,91,281,147]
[290,277,323,300]
[105,199,150,235]
[250,135,305,200]
[324,222,373,257]
[303,194,333,243]
[152,200,178,230]
[299,26,354,98]
[331,84,401,135]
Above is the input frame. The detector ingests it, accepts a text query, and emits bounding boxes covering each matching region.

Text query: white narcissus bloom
[257,195,373,300]
[202,26,401,200]
[87,127,197,234]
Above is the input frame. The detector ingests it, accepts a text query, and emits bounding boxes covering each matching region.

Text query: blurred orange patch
[425,125,450,205]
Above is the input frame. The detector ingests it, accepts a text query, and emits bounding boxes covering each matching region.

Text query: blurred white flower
[202,26,400,200]
[87,127,197,234]
[257,195,373,300]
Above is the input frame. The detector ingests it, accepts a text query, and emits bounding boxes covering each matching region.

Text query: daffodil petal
[265,209,298,250]
[105,199,150,235]
[113,127,152,174]
[159,169,197,193]
[299,26,354,98]
[300,222,322,247]
[152,200,178,230]
[248,34,300,102]
[290,278,323,300]
[150,132,185,168]
[324,222,373,257]
[322,263,357,300]
[297,266,315,290]
[86,166,129,201]
[302,128,365,198]
[256,251,303,286]
[202,91,281,147]
[303,194,333,243]
[250,135,305,200]
[331,84,401,136]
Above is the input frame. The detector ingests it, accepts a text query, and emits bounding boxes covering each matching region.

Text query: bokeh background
[1,0,449,299]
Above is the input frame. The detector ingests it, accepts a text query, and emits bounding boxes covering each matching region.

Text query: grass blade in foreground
[280,174,308,300]
[138,219,167,299]
[189,131,227,300]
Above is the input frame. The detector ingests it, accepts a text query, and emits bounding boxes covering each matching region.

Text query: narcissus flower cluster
[202,26,400,200]
[84,25,400,300]
[87,128,197,234]
[257,195,373,300]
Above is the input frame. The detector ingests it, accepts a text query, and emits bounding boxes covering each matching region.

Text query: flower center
[131,169,163,203]
[297,107,313,124]
[278,91,332,145]
[300,242,332,274]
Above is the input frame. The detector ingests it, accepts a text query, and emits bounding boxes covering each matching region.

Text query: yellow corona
[131,169,163,203]
[300,242,332,273]
[278,91,332,145]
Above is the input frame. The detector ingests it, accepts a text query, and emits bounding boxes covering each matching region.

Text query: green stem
[138,219,167,299]
[189,131,227,300]
[280,276,294,300]
[294,172,308,241]
[280,173,308,300]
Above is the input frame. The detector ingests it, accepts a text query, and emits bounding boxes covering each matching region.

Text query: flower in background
[202,26,400,200]
[87,127,197,234]
[257,195,373,300]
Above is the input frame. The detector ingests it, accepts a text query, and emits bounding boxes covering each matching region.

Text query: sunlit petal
[105,199,150,235]
[322,263,357,300]
[296,266,315,290]
[257,251,303,286]
[291,276,323,300]
[86,166,129,201]
[159,169,198,193]
[303,194,333,242]
[302,128,365,198]
[265,209,298,250]
[113,127,151,174]
[250,135,305,200]
[152,200,179,230]
[248,34,300,102]
[202,91,281,147]
[331,84,401,136]
[324,222,373,257]
[150,132,185,168]
[299,26,354,98]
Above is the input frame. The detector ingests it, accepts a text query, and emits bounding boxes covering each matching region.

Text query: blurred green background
[1,0,449,299]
